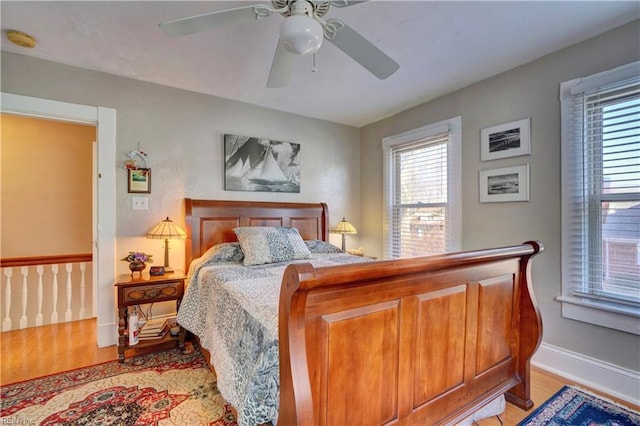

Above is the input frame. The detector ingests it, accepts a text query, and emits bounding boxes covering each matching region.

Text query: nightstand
[114,271,186,363]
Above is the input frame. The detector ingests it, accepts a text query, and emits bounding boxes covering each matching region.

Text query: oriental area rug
[0,348,237,426]
[518,385,640,426]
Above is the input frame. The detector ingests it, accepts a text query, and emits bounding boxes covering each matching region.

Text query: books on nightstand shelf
[138,316,175,341]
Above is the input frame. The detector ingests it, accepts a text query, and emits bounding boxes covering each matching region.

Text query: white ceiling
[1,1,638,127]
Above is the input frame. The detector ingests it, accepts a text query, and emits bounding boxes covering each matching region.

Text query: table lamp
[146,217,186,272]
[330,217,357,251]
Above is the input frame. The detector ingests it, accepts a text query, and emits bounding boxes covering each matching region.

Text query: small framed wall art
[479,164,529,203]
[127,168,151,193]
[480,118,530,161]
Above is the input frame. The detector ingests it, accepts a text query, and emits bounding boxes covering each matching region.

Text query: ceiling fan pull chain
[311,53,318,73]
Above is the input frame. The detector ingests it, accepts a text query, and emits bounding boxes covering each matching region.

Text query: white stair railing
[0,254,93,331]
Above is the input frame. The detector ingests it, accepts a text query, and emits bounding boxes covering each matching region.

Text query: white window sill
[557,295,640,335]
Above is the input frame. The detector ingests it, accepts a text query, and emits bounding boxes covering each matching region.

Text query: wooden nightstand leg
[179,327,186,352]
[117,306,127,363]
[176,298,185,352]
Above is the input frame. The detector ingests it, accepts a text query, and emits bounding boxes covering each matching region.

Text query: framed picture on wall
[224,134,300,193]
[127,168,151,193]
[480,118,531,161]
[479,164,529,203]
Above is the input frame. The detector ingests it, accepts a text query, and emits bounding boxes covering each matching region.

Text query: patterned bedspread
[177,246,371,425]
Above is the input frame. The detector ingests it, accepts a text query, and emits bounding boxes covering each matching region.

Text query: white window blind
[560,61,640,333]
[383,117,461,259]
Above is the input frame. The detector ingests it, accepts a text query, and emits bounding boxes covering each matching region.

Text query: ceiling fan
[159,0,399,88]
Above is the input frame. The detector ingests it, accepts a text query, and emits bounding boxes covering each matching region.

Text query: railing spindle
[51,265,59,324]
[65,263,73,322]
[36,265,44,326]
[20,267,28,329]
[79,262,87,319]
[2,269,12,331]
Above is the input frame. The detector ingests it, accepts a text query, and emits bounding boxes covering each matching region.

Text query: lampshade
[330,217,357,235]
[146,217,186,272]
[330,217,357,252]
[146,217,187,240]
[279,15,324,55]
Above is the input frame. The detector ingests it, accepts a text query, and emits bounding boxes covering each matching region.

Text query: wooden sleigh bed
[182,198,543,425]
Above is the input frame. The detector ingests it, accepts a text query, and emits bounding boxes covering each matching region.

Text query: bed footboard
[279,241,543,425]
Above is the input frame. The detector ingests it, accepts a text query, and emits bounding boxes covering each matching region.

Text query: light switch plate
[132,196,148,210]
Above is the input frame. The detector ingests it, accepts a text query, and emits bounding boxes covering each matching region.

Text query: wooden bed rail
[279,241,543,425]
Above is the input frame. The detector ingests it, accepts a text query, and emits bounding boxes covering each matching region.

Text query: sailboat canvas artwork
[224,134,301,193]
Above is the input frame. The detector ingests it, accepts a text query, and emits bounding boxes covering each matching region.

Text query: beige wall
[1,113,94,257]
[360,21,640,370]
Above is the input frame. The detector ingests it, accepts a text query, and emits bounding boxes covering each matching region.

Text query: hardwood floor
[0,318,117,384]
[1,319,637,424]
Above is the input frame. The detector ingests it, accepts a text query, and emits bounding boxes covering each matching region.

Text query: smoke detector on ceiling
[6,30,37,48]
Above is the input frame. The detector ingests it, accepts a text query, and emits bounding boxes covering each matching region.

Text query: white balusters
[65,263,73,322]
[36,266,44,326]
[3,269,12,331]
[51,264,59,324]
[20,267,28,329]
[79,262,87,320]
[1,260,93,331]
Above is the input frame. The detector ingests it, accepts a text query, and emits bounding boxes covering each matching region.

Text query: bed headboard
[184,199,329,268]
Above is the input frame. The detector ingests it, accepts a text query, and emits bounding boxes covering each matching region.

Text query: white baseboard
[532,342,640,406]
[97,321,117,347]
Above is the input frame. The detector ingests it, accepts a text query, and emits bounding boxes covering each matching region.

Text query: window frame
[382,116,462,259]
[559,61,640,335]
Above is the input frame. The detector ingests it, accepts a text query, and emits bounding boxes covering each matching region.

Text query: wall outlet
[132,196,148,210]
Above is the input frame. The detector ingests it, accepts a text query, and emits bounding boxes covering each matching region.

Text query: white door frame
[1,92,117,347]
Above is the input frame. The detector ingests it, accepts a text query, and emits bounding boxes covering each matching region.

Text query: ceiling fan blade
[267,41,296,88]
[325,19,399,79]
[329,1,368,7]
[159,4,265,37]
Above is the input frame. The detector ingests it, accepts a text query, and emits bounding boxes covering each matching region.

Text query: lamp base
[163,239,175,273]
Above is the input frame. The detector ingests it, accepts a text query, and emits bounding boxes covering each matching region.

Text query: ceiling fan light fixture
[279,15,323,55]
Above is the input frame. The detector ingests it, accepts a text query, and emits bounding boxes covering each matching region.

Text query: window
[560,61,640,334]
[382,117,461,259]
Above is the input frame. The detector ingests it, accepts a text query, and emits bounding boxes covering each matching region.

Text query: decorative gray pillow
[305,239,343,254]
[203,242,244,263]
[234,226,311,266]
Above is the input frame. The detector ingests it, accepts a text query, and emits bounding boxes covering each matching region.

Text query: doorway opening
[1,92,116,347]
